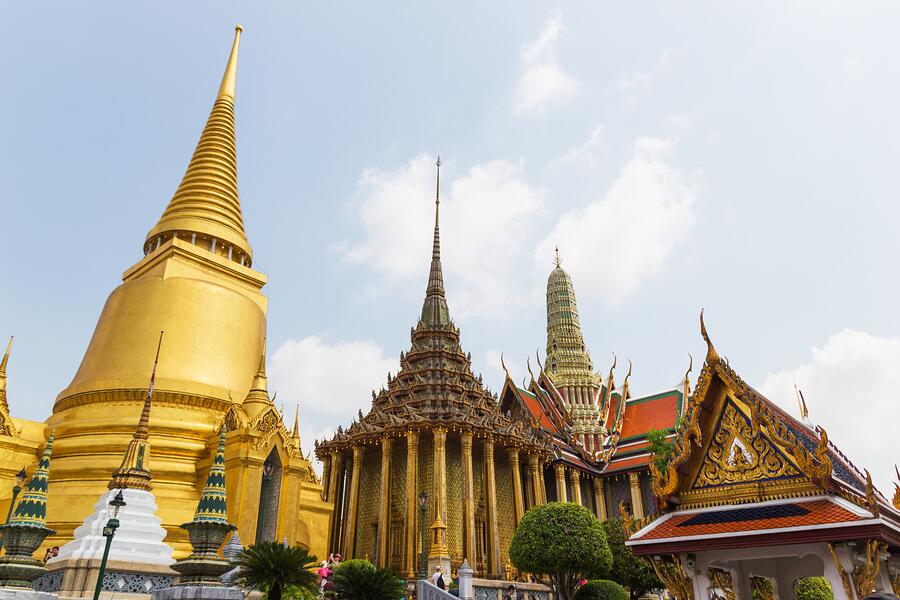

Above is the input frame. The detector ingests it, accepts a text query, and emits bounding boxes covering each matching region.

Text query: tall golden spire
[110,331,164,491]
[0,337,12,412]
[420,156,450,327]
[145,26,252,265]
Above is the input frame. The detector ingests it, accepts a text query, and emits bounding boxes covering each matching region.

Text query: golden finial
[0,337,12,395]
[0,336,12,374]
[606,353,617,391]
[535,349,545,374]
[893,465,900,510]
[217,26,243,100]
[622,359,633,399]
[864,469,879,515]
[526,356,536,383]
[292,403,300,438]
[682,353,692,408]
[500,353,512,381]
[699,309,720,365]
[794,383,809,420]
[554,246,561,268]
[135,331,165,439]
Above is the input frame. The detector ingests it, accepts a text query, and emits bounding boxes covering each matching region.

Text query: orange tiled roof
[630,498,866,543]
[517,387,558,433]
[619,391,679,440]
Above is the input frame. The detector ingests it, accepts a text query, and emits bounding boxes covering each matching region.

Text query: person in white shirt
[431,566,445,590]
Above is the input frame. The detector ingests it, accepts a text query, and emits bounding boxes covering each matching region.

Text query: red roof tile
[632,499,865,542]
[620,392,679,440]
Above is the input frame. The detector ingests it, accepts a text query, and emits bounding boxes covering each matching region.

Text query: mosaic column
[344,445,365,558]
[429,428,450,569]
[529,453,544,506]
[378,435,393,568]
[404,429,419,578]
[507,447,525,524]
[555,463,567,502]
[484,435,501,577]
[571,469,582,505]
[593,477,607,521]
[328,450,344,553]
[462,430,477,565]
[628,471,644,519]
[321,454,333,501]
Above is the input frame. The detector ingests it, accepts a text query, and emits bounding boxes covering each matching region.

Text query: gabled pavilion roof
[628,310,900,553]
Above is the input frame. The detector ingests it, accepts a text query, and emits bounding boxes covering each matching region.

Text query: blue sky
[2,2,898,492]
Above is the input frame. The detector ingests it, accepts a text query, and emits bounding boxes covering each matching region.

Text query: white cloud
[760,330,900,496]
[340,154,544,318]
[548,125,606,170]
[537,137,697,305]
[513,10,580,117]
[615,48,672,96]
[270,336,397,462]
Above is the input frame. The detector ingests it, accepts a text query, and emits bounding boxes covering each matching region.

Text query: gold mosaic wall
[418,434,435,559]
[354,447,383,560]
[390,439,408,570]
[494,449,516,567]
[446,438,464,563]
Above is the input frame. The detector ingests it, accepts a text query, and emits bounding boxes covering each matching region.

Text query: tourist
[432,566,445,590]
[316,560,332,599]
[503,585,518,600]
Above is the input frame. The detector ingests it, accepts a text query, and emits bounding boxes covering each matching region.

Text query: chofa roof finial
[700,308,720,364]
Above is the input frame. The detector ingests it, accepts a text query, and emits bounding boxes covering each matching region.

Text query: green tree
[602,518,661,600]
[575,580,629,600]
[509,502,612,600]
[232,541,318,600]
[647,429,675,476]
[795,577,834,600]
[332,558,405,600]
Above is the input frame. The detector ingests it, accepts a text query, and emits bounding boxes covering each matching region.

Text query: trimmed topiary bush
[510,502,612,600]
[575,580,629,600]
[795,577,834,600]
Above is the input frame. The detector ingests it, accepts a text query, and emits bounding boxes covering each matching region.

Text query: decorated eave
[626,310,900,554]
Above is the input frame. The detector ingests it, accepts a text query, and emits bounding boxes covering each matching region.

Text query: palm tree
[232,541,318,600]
[332,559,405,600]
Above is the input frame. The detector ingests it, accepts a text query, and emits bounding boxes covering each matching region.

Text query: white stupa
[47,333,175,592]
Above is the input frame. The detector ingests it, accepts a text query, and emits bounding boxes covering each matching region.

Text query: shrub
[510,502,612,600]
[795,577,834,600]
[575,580,629,600]
[332,559,405,600]
[232,541,318,600]
[602,518,661,600]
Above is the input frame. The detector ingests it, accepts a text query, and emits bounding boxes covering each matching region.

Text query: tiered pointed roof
[317,159,550,453]
[10,430,55,528]
[110,332,163,491]
[192,426,229,525]
[144,26,252,265]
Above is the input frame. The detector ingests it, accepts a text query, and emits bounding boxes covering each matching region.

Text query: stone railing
[471,578,551,600]
[417,578,460,600]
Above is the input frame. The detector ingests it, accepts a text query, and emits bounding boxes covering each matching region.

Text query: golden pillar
[328,450,344,552]
[321,454,333,501]
[628,471,644,519]
[429,427,450,566]
[571,469,582,505]
[593,477,607,521]
[404,430,419,578]
[344,445,364,558]
[484,436,501,577]
[462,430,477,564]
[507,447,525,523]
[555,463,567,503]
[378,435,392,568]
[529,453,544,506]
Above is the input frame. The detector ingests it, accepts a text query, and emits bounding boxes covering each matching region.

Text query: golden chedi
[16,26,331,557]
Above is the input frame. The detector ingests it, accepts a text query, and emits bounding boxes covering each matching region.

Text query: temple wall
[418,434,435,560]
[446,439,464,563]
[494,449,515,569]
[355,447,382,560]
[389,438,407,571]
